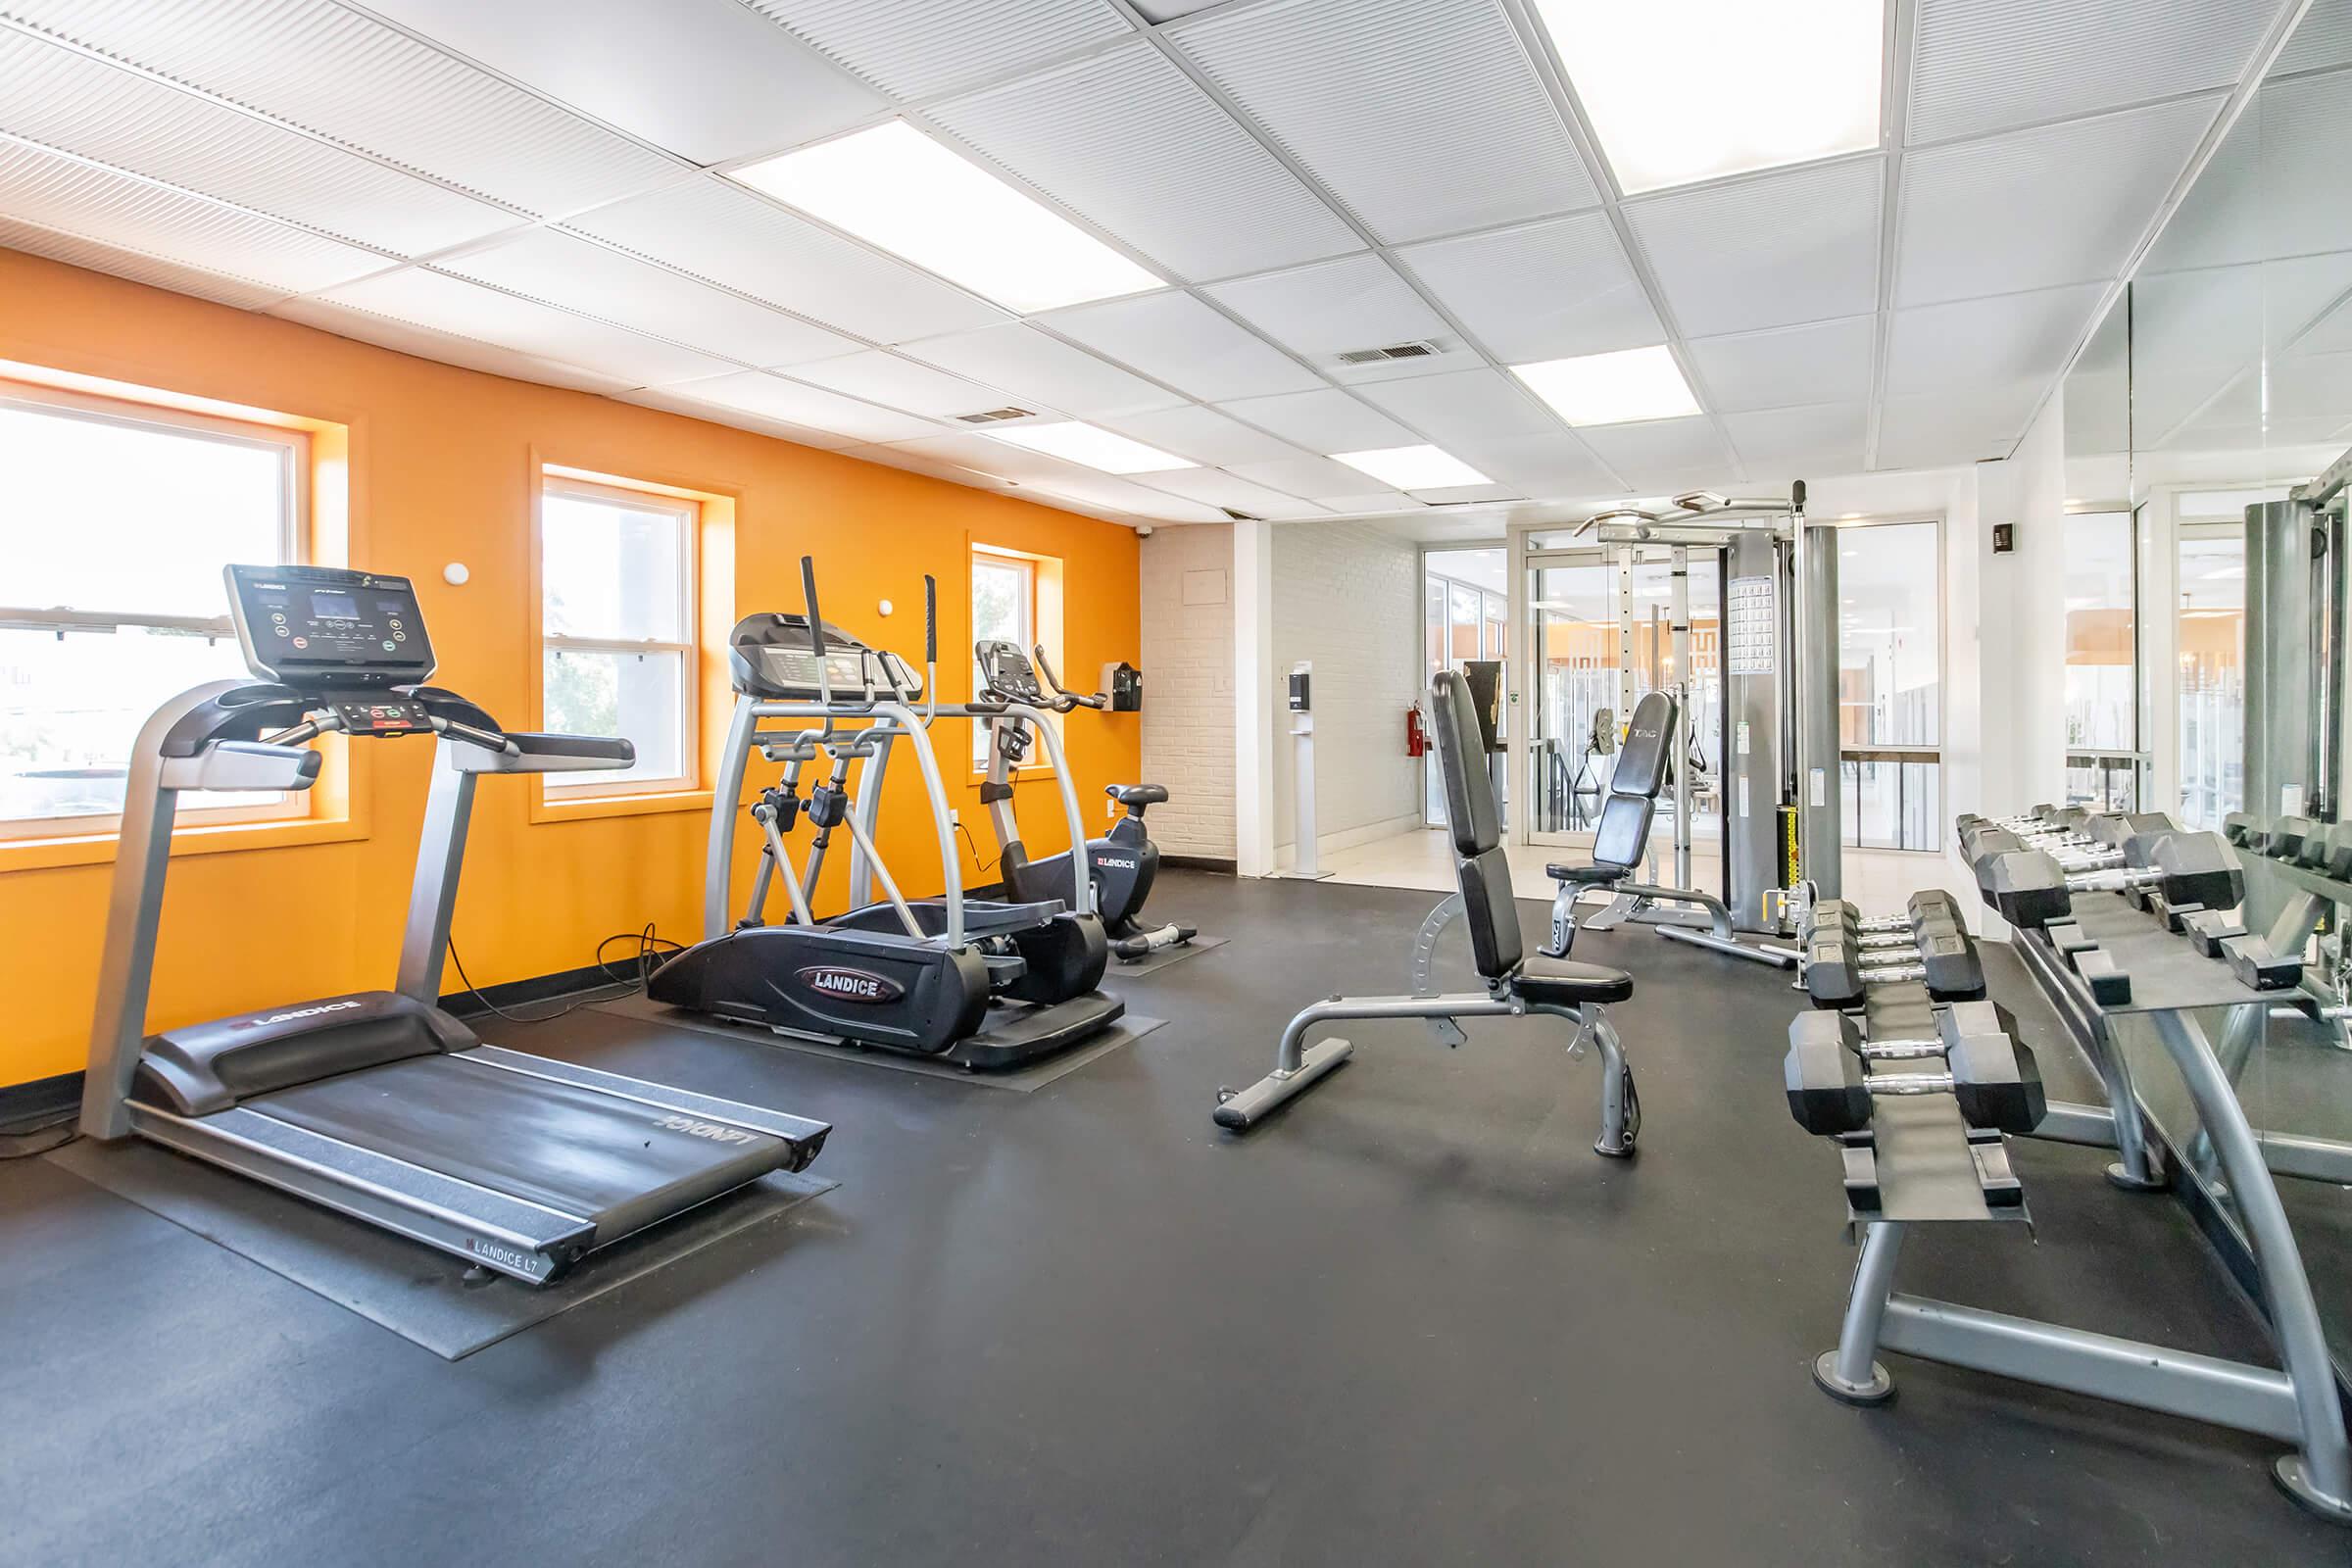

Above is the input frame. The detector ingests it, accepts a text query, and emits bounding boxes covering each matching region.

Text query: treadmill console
[226,564,437,690]
[975,640,1045,703]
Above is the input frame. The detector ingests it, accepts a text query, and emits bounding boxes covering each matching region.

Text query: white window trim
[0,379,309,842]
[539,473,700,800]
[971,547,1043,770]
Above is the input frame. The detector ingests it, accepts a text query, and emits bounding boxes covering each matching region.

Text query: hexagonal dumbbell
[1783,1003,2044,1136]
[1800,891,1963,947]
[1803,923,1984,1006]
[1978,830,2242,931]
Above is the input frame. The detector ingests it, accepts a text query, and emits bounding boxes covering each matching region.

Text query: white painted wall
[1137,522,1235,860]
[1267,521,1423,866]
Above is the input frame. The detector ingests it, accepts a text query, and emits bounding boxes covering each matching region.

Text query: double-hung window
[971,547,1038,769]
[539,474,697,798]
[0,382,307,839]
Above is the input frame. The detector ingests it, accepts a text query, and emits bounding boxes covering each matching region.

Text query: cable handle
[923,574,937,666]
[1032,644,1104,710]
[799,554,836,721]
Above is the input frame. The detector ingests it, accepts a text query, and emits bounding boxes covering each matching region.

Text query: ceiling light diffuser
[732,121,1162,314]
[1330,445,1493,490]
[1534,0,1884,194]
[1513,346,1701,426]
[986,420,1195,474]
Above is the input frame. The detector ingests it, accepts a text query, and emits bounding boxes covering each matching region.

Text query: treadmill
[77,564,831,1285]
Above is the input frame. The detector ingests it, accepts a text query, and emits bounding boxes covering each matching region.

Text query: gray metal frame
[1213,894,1633,1156]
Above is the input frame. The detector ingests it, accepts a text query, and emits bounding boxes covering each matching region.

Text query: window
[2176,528,2246,829]
[2063,509,2139,808]
[0,382,306,838]
[1837,519,1942,852]
[539,474,696,797]
[972,547,1037,767]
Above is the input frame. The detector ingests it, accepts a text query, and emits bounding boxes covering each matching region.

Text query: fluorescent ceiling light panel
[986,420,1195,474]
[1330,444,1492,490]
[1513,346,1701,425]
[1535,0,1884,194]
[731,121,1162,315]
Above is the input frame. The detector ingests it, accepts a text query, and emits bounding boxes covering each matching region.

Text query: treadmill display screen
[226,564,436,688]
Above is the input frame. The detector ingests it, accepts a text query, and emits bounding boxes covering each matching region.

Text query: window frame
[971,545,1045,771]
[536,471,701,801]
[0,378,311,843]
[1829,512,1946,854]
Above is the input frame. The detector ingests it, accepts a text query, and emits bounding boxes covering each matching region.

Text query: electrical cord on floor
[0,1118,77,1160]
[447,922,681,1025]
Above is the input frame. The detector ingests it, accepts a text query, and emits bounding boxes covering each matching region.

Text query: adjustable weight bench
[1214,668,1641,1156]
[1544,689,1798,970]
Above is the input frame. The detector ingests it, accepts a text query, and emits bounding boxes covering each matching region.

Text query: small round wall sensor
[878,599,895,616]
[443,563,470,586]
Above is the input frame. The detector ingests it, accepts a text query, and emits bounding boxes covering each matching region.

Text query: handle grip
[923,574,937,665]
[799,556,824,660]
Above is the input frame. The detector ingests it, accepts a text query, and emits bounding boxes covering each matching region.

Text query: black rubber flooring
[2,871,2345,1564]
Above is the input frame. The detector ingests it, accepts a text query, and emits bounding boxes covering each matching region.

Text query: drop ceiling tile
[1095,404,1312,466]
[1626,158,1882,337]
[929,40,1358,281]
[1134,0,1227,19]
[1874,384,2040,468]
[1685,317,1876,412]
[744,0,1128,100]
[3,0,686,215]
[1203,253,1451,371]
[1175,0,1599,243]
[637,370,941,444]
[2296,293,2352,358]
[1411,482,1518,504]
[835,441,1005,484]
[2274,0,2352,76]
[901,323,1185,418]
[1884,283,2105,398]
[1907,0,2278,144]
[360,0,883,166]
[0,29,514,255]
[1318,491,1424,514]
[1352,368,1561,449]
[2146,74,2352,275]
[1032,472,1225,522]
[885,431,1103,486]
[1455,431,1616,496]
[1394,212,1661,363]
[0,214,289,308]
[2263,349,2352,419]
[617,383,858,448]
[1214,387,1410,452]
[1040,290,1322,402]
[0,138,388,295]
[1569,416,1737,493]
[438,229,861,367]
[1130,467,1331,518]
[270,295,634,391]
[1227,454,1399,500]
[788,349,1024,418]
[306,267,739,385]
[1719,403,1868,480]
[564,177,1007,341]
[1895,95,2223,307]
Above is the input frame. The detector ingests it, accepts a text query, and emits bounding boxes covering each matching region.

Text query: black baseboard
[1,1071,81,1134]
[440,958,649,1019]
[1163,855,1237,874]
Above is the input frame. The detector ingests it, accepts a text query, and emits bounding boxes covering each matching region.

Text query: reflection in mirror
[2072,4,2352,1373]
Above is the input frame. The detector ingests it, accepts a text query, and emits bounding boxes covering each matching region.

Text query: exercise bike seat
[1545,861,1625,887]
[1511,953,1634,1006]
[1106,783,1168,808]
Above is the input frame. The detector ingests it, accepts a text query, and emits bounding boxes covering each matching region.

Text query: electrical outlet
[950,808,960,825]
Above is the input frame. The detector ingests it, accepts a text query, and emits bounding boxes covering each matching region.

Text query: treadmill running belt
[250,1054,792,1241]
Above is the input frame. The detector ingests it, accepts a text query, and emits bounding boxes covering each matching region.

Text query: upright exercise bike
[974,641,1198,964]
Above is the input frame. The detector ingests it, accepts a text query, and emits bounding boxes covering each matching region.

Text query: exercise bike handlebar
[1032,645,1106,711]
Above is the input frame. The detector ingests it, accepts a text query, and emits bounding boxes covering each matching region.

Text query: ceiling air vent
[1334,340,1439,367]
[956,406,1036,424]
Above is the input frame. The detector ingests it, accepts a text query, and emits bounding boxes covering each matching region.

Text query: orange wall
[0,249,1141,1088]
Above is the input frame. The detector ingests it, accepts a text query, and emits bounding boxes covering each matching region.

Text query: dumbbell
[1784,1003,2044,1136]
[1800,891,1963,945]
[1804,924,1984,1005]
[1978,830,2242,930]
[2308,821,2352,880]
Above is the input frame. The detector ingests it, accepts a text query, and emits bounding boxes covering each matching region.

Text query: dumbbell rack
[1817,885,2352,1522]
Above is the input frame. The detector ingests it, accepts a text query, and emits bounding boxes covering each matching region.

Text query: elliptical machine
[647,561,1123,1070]
[974,640,1197,964]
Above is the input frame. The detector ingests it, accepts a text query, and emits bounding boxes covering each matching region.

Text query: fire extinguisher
[1404,704,1429,758]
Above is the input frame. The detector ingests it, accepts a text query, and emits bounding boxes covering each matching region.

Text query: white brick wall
[1270,522,1422,857]
[1138,522,1236,858]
